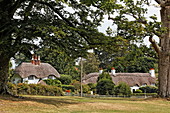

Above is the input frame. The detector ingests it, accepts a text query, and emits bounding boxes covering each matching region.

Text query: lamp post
[80,57,83,97]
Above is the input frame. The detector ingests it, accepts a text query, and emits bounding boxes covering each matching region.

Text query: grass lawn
[0,95,170,113]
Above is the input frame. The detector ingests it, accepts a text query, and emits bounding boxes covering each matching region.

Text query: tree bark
[0,55,10,94]
[159,5,170,97]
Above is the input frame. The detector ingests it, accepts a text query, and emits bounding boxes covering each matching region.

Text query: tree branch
[155,0,168,7]
[32,0,74,27]
[9,0,26,17]
[32,0,105,46]
[149,36,161,54]
[155,0,162,4]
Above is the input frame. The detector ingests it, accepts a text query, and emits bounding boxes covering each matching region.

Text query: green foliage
[95,41,157,73]
[114,82,131,96]
[132,93,157,97]
[7,83,63,96]
[139,85,158,93]
[71,80,81,92]
[0,0,106,94]
[83,53,100,74]
[59,74,72,85]
[134,89,143,93]
[61,85,75,92]
[87,83,97,92]
[96,79,115,95]
[7,82,18,95]
[43,79,62,87]
[82,84,90,93]
[97,72,112,82]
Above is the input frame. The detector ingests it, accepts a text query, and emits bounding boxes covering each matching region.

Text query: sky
[98,1,161,47]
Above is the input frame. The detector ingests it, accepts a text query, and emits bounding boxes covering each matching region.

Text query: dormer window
[142,83,147,86]
[28,75,36,80]
[48,75,56,79]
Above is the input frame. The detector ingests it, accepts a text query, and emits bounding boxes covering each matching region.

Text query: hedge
[7,82,63,96]
[61,85,75,92]
[131,93,157,97]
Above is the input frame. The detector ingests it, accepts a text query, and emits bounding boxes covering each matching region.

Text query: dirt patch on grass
[61,101,141,112]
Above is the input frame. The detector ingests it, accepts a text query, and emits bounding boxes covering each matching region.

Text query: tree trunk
[0,56,10,94]
[159,5,170,97]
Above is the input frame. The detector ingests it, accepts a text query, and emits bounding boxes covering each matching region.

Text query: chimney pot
[111,67,116,75]
[38,56,41,65]
[149,68,155,78]
[99,68,103,74]
[31,55,35,64]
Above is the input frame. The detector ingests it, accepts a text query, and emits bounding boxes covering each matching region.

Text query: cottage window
[48,75,53,79]
[143,83,147,86]
[28,75,35,80]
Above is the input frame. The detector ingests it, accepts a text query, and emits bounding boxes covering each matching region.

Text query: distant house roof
[82,72,156,87]
[14,62,60,78]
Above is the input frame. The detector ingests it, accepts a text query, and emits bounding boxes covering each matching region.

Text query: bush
[87,83,96,93]
[71,80,81,92]
[7,82,63,96]
[132,93,157,97]
[59,74,72,85]
[61,85,75,92]
[96,79,115,95]
[134,89,143,93]
[43,79,62,87]
[139,85,158,93]
[7,82,17,95]
[17,83,30,94]
[114,82,131,96]
[83,84,90,93]
[97,72,112,82]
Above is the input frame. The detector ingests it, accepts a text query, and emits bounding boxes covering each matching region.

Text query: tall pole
[80,57,83,97]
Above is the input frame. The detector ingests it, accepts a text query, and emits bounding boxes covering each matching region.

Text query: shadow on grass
[0,95,79,107]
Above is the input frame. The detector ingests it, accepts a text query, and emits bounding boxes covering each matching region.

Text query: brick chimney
[31,54,41,65]
[31,54,35,64]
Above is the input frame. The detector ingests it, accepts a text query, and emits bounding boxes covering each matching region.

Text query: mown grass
[0,95,170,113]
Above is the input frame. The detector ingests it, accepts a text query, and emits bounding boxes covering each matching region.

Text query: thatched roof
[14,62,60,78]
[82,72,156,87]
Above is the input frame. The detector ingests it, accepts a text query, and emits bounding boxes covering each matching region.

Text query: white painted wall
[23,76,39,84]
[130,86,140,93]
[12,75,57,84]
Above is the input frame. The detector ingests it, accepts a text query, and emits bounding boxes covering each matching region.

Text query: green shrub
[97,72,112,82]
[17,83,30,95]
[59,74,72,85]
[114,82,131,96]
[134,89,143,93]
[87,83,96,93]
[61,85,75,92]
[139,85,158,93]
[7,82,17,95]
[43,79,62,87]
[132,93,157,97]
[96,79,115,95]
[7,82,63,96]
[71,80,81,91]
[83,84,90,93]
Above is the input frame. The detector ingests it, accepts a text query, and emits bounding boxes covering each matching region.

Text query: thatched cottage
[82,68,156,92]
[11,55,60,84]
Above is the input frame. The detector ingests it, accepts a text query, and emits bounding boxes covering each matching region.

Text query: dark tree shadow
[0,95,79,107]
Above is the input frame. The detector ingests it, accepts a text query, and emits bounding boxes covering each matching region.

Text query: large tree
[81,0,170,97]
[0,0,106,94]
